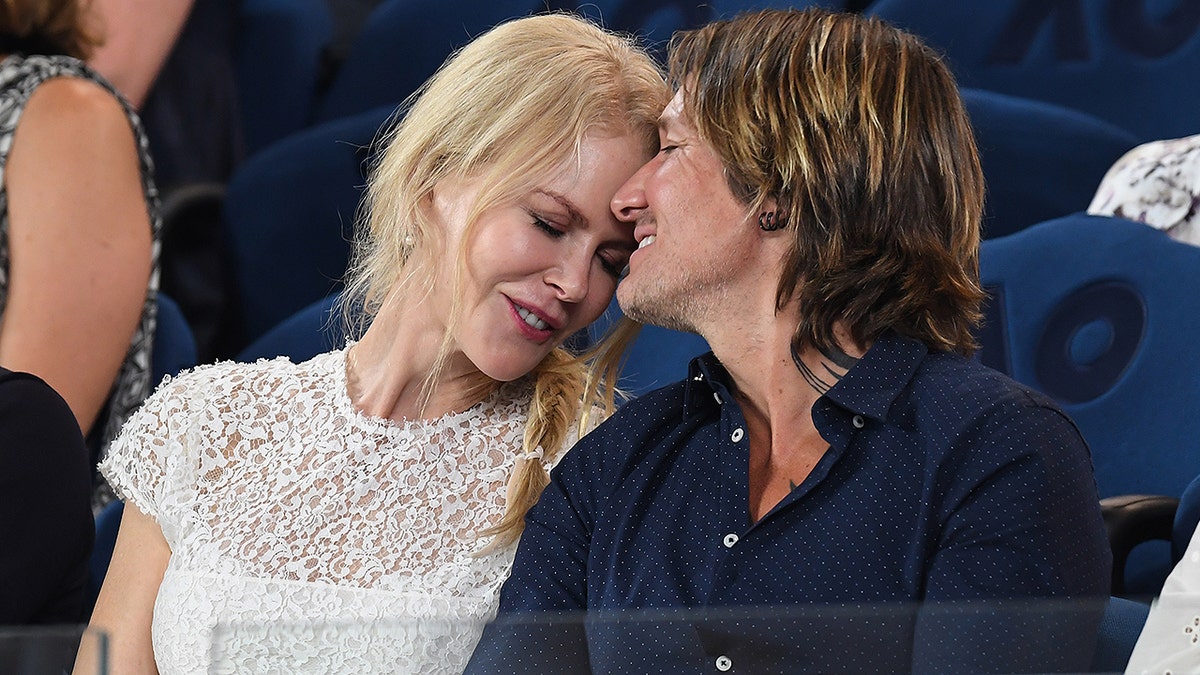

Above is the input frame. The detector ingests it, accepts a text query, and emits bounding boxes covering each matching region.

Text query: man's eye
[598,253,625,278]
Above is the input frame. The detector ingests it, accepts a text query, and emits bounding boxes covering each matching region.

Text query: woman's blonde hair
[341,13,668,545]
[0,0,99,59]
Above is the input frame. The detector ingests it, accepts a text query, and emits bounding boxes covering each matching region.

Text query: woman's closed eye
[532,214,565,238]
[531,211,626,278]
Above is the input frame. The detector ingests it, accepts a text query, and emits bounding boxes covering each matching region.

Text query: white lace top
[1088,134,1200,246]
[99,349,559,674]
[1125,524,1200,674]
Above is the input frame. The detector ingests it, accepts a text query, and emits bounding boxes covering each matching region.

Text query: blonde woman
[84,13,667,674]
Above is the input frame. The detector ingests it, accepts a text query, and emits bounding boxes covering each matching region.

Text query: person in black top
[0,367,93,624]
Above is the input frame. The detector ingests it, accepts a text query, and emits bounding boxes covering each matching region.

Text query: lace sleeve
[98,364,229,539]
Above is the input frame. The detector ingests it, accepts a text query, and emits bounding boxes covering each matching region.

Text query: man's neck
[706,317,867,522]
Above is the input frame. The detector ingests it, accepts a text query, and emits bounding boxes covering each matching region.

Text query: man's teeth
[637,235,656,250]
[517,306,549,331]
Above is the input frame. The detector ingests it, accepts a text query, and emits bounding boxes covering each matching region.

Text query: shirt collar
[822,330,927,422]
[682,352,731,418]
[681,331,928,422]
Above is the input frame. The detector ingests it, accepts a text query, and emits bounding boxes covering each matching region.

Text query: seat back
[315,0,855,122]
[314,0,540,123]
[566,0,847,58]
[1175,472,1200,561]
[868,0,1200,142]
[151,293,198,386]
[236,294,346,364]
[979,213,1200,500]
[222,105,392,349]
[962,88,1138,239]
[589,298,710,398]
[234,0,334,154]
[1089,595,1150,673]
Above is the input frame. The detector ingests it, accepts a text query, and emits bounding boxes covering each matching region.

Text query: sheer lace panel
[99,350,545,674]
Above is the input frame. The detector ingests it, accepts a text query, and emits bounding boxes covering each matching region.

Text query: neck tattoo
[792,346,832,394]
[791,342,861,396]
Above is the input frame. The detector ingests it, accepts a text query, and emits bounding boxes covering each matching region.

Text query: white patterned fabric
[100,349,560,674]
[0,53,161,507]
[1089,134,1200,246]
[1125,525,1200,674]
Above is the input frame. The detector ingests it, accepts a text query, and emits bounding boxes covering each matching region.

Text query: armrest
[1101,494,1179,596]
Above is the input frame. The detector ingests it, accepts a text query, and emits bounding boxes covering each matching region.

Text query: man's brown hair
[669,8,985,356]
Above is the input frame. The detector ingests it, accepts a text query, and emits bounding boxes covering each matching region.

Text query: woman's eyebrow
[534,190,584,225]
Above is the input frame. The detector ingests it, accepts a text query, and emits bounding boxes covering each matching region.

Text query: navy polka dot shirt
[466,331,1112,674]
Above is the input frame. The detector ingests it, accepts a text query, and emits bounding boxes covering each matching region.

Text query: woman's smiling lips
[507,297,559,341]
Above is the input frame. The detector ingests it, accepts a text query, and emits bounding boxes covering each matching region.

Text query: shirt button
[730,427,744,442]
[715,655,732,671]
[723,533,739,548]
[693,373,704,381]
[852,414,865,429]
[713,391,723,405]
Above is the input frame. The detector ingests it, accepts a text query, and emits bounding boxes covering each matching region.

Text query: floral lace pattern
[1125,526,1200,674]
[1088,134,1200,246]
[100,349,546,674]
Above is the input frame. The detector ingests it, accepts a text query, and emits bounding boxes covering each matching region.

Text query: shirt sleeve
[1123,525,1200,675]
[98,367,215,544]
[913,399,1111,673]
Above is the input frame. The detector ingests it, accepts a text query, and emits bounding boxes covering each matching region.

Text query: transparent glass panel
[0,624,106,675]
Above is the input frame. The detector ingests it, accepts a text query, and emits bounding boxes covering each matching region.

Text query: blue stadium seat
[869,0,1200,142]
[236,294,346,364]
[314,0,539,123]
[980,213,1200,594]
[234,0,334,154]
[151,293,197,387]
[222,105,392,349]
[1090,596,1151,673]
[979,213,1200,500]
[315,0,858,122]
[962,88,1138,239]
[1174,472,1200,562]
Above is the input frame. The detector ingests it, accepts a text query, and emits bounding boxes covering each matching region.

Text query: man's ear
[756,197,787,232]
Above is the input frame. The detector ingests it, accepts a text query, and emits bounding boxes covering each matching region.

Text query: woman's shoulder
[13,64,128,136]
[0,54,122,115]
[103,351,349,488]
[1,54,119,96]
[156,350,346,405]
[0,367,80,445]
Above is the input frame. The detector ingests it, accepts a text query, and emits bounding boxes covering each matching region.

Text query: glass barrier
[0,624,106,675]
[198,597,1139,674]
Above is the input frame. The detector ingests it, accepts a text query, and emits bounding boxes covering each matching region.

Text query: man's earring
[758,211,785,231]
